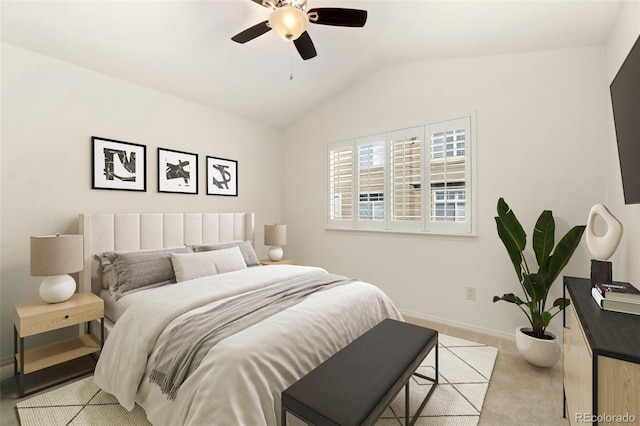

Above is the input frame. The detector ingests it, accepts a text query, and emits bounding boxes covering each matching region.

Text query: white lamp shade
[264,224,286,247]
[268,6,309,40]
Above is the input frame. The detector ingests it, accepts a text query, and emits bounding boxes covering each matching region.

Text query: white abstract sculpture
[586,204,623,261]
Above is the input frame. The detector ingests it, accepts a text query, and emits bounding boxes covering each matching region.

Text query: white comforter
[94,265,402,426]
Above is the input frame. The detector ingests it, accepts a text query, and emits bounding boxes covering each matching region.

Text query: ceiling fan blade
[307,8,367,27]
[249,0,269,7]
[293,32,317,60]
[231,21,271,44]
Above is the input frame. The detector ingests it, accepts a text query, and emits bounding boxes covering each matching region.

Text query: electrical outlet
[465,286,476,301]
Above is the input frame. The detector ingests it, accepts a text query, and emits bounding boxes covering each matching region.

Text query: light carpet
[17,334,497,426]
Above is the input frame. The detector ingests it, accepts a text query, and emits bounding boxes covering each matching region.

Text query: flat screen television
[610,34,640,204]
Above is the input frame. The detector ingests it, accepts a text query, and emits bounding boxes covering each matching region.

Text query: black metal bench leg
[436,342,439,384]
[405,380,410,426]
[281,405,287,426]
[408,342,439,426]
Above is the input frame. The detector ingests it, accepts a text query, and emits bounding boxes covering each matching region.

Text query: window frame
[326,113,477,236]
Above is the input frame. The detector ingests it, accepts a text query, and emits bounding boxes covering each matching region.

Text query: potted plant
[493,197,585,367]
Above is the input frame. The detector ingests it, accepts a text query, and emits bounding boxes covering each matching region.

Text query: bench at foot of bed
[281,318,438,426]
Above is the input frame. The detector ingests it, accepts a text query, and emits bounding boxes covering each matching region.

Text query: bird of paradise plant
[493,198,586,339]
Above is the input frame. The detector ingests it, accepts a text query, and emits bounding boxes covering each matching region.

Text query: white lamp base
[39,275,76,303]
[267,246,284,261]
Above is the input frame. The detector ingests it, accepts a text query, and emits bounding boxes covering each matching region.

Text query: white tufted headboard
[78,213,255,295]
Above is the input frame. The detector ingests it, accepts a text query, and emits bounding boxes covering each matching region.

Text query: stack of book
[591,281,640,315]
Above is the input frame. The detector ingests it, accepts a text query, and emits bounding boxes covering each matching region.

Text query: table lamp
[30,234,83,303]
[264,224,286,261]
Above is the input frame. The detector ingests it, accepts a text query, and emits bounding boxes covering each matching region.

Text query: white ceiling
[1,0,622,129]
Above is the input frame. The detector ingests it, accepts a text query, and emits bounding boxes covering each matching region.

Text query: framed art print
[158,148,198,194]
[92,136,146,191]
[206,156,237,196]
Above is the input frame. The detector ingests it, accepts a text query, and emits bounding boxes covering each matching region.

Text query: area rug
[17,334,497,426]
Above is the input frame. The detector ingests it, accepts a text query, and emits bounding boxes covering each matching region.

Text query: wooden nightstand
[260,259,297,265]
[14,292,104,397]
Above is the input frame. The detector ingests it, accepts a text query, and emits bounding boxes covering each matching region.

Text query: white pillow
[209,246,247,274]
[170,251,218,283]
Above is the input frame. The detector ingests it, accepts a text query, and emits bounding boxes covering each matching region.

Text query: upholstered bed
[79,213,402,425]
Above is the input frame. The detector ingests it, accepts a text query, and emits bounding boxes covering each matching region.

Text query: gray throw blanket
[149,272,354,400]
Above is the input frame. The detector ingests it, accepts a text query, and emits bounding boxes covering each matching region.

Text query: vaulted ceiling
[1,1,621,129]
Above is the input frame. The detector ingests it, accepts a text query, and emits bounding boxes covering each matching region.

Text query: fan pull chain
[289,49,294,81]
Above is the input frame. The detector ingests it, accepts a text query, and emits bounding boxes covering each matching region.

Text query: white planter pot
[515,326,561,368]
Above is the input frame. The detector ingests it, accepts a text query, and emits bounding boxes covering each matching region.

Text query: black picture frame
[206,156,238,196]
[92,136,146,191]
[157,148,198,194]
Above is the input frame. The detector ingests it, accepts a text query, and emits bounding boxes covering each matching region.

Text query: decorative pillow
[98,253,118,290]
[170,251,219,283]
[207,246,248,274]
[98,246,193,296]
[193,240,260,267]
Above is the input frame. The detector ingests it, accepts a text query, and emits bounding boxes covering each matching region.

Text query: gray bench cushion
[282,319,438,426]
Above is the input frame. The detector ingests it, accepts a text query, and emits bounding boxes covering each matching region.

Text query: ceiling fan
[231,0,368,60]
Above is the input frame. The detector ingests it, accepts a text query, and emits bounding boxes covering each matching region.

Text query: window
[359,193,384,220]
[358,143,384,168]
[431,187,466,222]
[327,115,475,235]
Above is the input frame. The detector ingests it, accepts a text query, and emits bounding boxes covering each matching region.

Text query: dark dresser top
[564,276,640,364]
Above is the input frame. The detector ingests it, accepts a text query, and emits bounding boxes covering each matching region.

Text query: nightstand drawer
[15,293,104,337]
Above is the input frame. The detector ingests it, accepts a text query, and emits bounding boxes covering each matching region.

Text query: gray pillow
[193,240,260,267]
[98,254,118,290]
[99,246,194,296]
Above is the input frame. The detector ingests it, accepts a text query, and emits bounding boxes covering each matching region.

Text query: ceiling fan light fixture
[269,6,308,41]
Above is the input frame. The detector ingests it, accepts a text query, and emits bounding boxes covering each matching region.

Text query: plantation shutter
[326,114,474,235]
[356,135,386,225]
[390,127,423,230]
[328,140,355,227]
[427,117,471,233]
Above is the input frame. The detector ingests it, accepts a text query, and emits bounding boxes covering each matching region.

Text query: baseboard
[1,363,13,382]
[400,309,516,342]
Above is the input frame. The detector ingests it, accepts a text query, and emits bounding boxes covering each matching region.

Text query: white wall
[0,44,284,364]
[4,29,634,367]
[604,1,640,284]
[282,47,608,339]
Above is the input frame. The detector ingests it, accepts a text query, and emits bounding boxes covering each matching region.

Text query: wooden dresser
[563,276,640,425]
